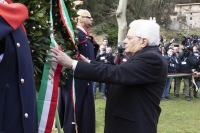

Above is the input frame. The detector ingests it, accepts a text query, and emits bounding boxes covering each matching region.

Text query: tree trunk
[116,0,128,43]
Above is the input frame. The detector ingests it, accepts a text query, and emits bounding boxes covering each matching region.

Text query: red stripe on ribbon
[45,47,63,133]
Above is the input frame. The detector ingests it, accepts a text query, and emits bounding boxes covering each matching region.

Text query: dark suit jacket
[74,46,167,133]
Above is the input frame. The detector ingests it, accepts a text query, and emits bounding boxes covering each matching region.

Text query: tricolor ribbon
[191,69,199,91]
[72,72,78,133]
[58,0,80,59]
[167,70,200,91]
[58,1,79,132]
[191,77,198,91]
[167,73,192,78]
[37,0,62,132]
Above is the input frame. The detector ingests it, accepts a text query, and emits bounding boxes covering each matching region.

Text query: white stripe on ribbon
[38,62,58,132]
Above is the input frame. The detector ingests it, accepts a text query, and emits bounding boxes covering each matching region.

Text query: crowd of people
[159,34,200,101]
[93,38,131,100]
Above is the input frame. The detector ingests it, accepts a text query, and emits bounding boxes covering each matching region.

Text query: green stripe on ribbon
[58,0,79,132]
[37,0,62,132]
[59,0,75,45]
[37,62,51,122]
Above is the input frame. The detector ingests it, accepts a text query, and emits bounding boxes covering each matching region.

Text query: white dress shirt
[0,54,4,63]
[72,60,91,71]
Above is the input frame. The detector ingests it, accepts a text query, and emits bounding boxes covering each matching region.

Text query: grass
[53,82,200,133]
[158,81,200,133]
[94,93,106,133]
[158,96,200,133]
[159,96,200,133]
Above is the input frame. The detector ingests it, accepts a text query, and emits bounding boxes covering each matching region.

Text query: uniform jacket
[58,27,99,133]
[74,46,168,133]
[0,3,37,133]
[77,27,99,60]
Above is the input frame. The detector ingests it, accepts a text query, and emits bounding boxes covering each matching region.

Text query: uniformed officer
[0,1,38,133]
[58,9,99,133]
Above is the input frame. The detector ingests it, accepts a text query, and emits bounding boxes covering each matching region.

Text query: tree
[116,0,128,43]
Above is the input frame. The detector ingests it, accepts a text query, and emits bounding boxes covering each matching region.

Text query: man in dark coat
[50,20,167,133]
[58,9,99,133]
[0,1,38,133]
[173,47,197,101]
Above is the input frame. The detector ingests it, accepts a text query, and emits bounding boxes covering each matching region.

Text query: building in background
[170,3,200,30]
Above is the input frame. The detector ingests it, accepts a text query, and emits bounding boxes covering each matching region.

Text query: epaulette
[0,3,28,30]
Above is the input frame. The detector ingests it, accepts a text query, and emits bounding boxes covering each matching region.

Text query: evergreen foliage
[101,21,118,46]
[14,0,78,90]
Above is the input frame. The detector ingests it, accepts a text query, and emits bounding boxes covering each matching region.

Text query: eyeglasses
[82,16,92,19]
[126,36,141,40]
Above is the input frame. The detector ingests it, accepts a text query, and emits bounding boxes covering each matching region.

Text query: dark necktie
[0,39,5,54]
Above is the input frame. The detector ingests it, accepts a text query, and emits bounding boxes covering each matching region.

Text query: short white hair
[129,20,160,46]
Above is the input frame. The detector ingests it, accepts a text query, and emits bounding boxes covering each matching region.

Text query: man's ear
[141,38,148,47]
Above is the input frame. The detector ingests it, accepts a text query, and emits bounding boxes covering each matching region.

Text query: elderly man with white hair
[48,20,167,133]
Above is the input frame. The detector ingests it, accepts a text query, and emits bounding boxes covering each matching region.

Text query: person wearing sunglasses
[57,9,99,133]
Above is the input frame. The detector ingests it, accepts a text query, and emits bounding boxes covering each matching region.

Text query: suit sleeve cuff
[72,60,91,71]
